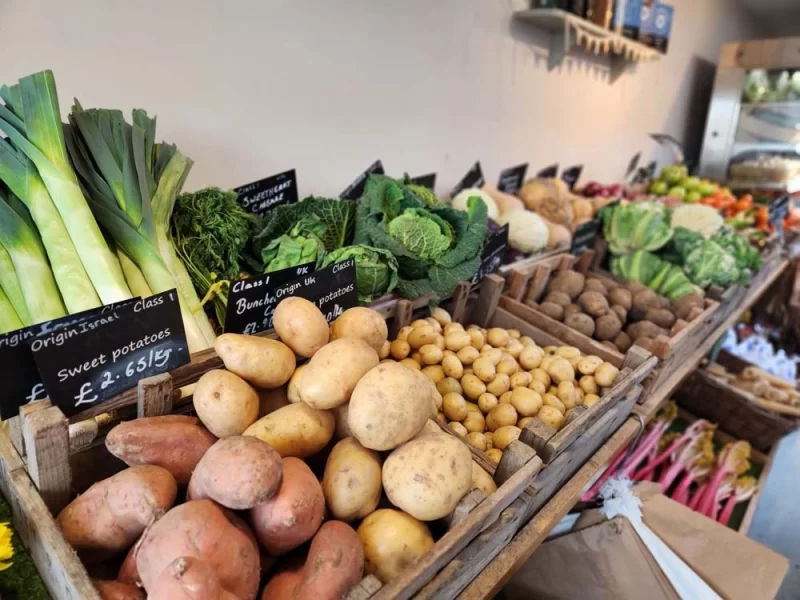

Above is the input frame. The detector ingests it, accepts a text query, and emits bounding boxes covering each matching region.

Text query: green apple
[697,182,717,197]
[649,181,669,196]
[685,191,702,203]
[661,165,684,185]
[682,176,701,191]
[667,186,687,199]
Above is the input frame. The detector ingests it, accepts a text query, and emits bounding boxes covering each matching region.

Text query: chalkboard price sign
[0,299,137,419]
[497,164,528,195]
[561,165,584,191]
[410,173,437,190]
[234,169,298,217]
[570,218,601,256]
[472,225,509,285]
[450,162,485,199]
[31,291,189,418]
[224,263,315,335]
[537,164,559,178]
[626,152,642,179]
[340,161,385,200]
[274,259,359,323]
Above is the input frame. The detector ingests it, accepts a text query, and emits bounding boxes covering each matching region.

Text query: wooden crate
[675,351,800,452]
[500,249,716,403]
[12,283,549,600]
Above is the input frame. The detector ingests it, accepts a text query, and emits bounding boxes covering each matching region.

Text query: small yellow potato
[493,425,521,450]
[505,339,524,359]
[472,462,496,496]
[518,345,544,370]
[437,377,462,396]
[390,339,411,360]
[508,329,521,339]
[484,431,494,448]
[486,448,503,464]
[594,363,620,387]
[478,392,499,414]
[473,357,497,383]
[449,421,468,437]
[457,346,480,366]
[579,375,599,395]
[583,393,601,407]
[481,347,504,366]
[410,352,422,364]
[442,393,468,421]
[510,371,533,389]
[396,326,414,341]
[411,319,431,329]
[421,365,446,384]
[538,406,566,430]
[468,328,486,349]
[486,373,510,397]
[556,381,578,409]
[487,328,510,348]
[466,432,487,452]
[543,394,566,415]
[555,346,581,360]
[379,340,391,359]
[408,325,437,349]
[530,368,551,388]
[519,336,536,347]
[431,307,452,327]
[461,374,487,400]
[419,344,444,365]
[496,355,519,376]
[510,388,543,417]
[546,357,575,384]
[518,416,534,429]
[499,391,513,404]
[443,322,465,336]
[400,358,421,370]
[425,317,442,333]
[575,388,585,403]
[433,334,446,350]
[437,411,446,422]
[486,404,518,431]
[444,331,472,352]
[528,379,547,395]
[462,410,486,434]
[441,355,464,379]
[577,355,603,376]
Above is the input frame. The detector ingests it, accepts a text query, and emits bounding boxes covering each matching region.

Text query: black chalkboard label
[497,164,528,195]
[275,259,358,323]
[626,152,641,178]
[537,164,559,178]
[561,165,584,191]
[234,169,298,216]
[30,291,189,418]
[472,225,509,285]
[570,218,601,256]
[224,263,315,335]
[0,299,137,419]
[410,173,437,190]
[340,161,385,200]
[450,162,485,199]
[769,195,790,227]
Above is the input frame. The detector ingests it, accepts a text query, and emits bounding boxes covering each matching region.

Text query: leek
[117,248,152,298]
[0,189,66,322]
[0,134,101,313]
[0,71,131,305]
[0,285,22,334]
[66,105,213,352]
[0,242,29,325]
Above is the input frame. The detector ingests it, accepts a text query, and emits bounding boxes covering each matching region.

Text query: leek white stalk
[117,248,152,298]
[0,285,22,334]
[0,243,29,325]
[0,71,131,304]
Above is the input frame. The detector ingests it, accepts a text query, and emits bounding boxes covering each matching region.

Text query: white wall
[0,0,763,196]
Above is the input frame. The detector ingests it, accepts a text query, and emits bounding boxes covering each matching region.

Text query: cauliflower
[496,209,549,254]
[671,204,723,239]
[452,187,499,221]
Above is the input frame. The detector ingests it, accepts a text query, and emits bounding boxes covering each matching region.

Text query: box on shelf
[639,2,673,53]
[615,0,643,38]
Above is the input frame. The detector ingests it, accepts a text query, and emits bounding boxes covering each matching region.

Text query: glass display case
[699,38,800,194]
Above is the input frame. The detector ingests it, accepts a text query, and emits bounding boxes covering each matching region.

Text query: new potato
[330,307,388,352]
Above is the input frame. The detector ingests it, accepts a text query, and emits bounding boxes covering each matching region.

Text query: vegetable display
[320,245,398,303]
[354,175,488,300]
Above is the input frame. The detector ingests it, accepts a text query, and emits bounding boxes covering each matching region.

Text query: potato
[530,368,551,387]
[421,365,446,384]
[594,362,620,387]
[105,415,216,485]
[439,354,462,379]
[544,291,572,308]
[486,373,510,396]
[94,579,146,600]
[358,509,433,583]
[462,410,486,433]
[461,373,487,400]
[214,334,295,389]
[382,433,472,520]
[193,370,259,438]
[583,393,600,407]
[418,344,443,366]
[118,545,139,584]
[396,326,413,341]
[543,394,566,414]
[426,317,443,333]
[261,560,304,600]
[539,302,564,321]
[472,357,497,383]
[274,297,329,358]
[518,416,534,429]
[486,448,503,464]
[510,387,543,417]
[332,402,352,440]
[57,465,177,562]
[146,557,230,600]
[472,463,497,496]
[449,422,468,436]
[444,329,473,352]
[478,392,499,413]
[579,375,599,395]
[499,391,513,405]
[437,377,462,396]
[519,345,544,370]
[496,355,520,376]
[244,402,334,458]
[575,388,585,403]
[539,406,566,430]
[456,346,480,366]
[487,328,510,348]
[466,431,487,451]
[556,381,578,409]
[400,357,421,370]
[528,380,547,395]
[545,357,575,384]
[577,355,603,375]
[608,287,632,311]
[330,307,388,352]
[578,291,609,318]
[555,346,581,360]
[493,426,521,450]
[292,521,365,600]
[510,371,533,389]
[298,338,380,409]
[486,404,518,431]
[390,339,411,360]
[286,364,305,403]
[468,328,486,349]
[430,307,452,326]
[187,436,281,510]
[481,347,504,365]
[349,363,433,450]
[442,393,468,421]
[250,457,325,555]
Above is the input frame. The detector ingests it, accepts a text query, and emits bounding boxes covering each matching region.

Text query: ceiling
[736,0,800,36]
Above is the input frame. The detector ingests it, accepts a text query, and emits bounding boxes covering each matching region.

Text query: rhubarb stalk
[718,476,757,527]
[695,441,751,517]
[671,464,711,505]
[633,419,716,482]
[658,430,715,493]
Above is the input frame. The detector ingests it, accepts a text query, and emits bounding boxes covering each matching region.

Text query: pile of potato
[56,301,495,599]
[384,308,620,464]
[529,270,704,354]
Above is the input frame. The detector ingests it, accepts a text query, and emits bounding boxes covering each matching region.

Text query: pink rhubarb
[718,476,757,527]
[633,419,716,482]
[695,441,751,517]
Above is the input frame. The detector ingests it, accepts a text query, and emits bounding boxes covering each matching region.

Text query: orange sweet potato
[249,457,325,555]
[135,500,260,599]
[57,465,177,561]
[148,556,238,600]
[294,521,364,600]
[118,544,139,584]
[187,436,282,510]
[105,415,216,485]
[260,559,304,600]
[93,579,145,600]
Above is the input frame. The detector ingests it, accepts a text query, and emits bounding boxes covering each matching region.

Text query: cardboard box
[614,0,642,38]
[639,2,674,53]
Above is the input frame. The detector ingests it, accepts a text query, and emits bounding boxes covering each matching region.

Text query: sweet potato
[93,579,145,600]
[260,560,304,600]
[188,436,282,510]
[148,557,238,600]
[136,500,260,599]
[57,465,177,561]
[250,457,325,555]
[293,521,364,600]
[118,544,139,584]
[105,416,216,485]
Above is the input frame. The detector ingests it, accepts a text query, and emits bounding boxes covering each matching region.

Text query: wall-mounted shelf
[512,6,662,83]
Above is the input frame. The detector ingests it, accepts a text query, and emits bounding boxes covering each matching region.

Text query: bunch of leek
[65,103,215,351]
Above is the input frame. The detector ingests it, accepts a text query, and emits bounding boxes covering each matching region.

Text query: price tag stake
[450,162,485,199]
[234,169,299,217]
[472,225,509,285]
[341,161,385,200]
[497,164,528,195]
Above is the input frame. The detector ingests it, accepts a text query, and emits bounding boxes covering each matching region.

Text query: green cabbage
[683,240,740,288]
[602,201,673,255]
[354,175,488,301]
[321,244,398,303]
[713,227,761,283]
[261,218,325,273]
[610,250,664,285]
